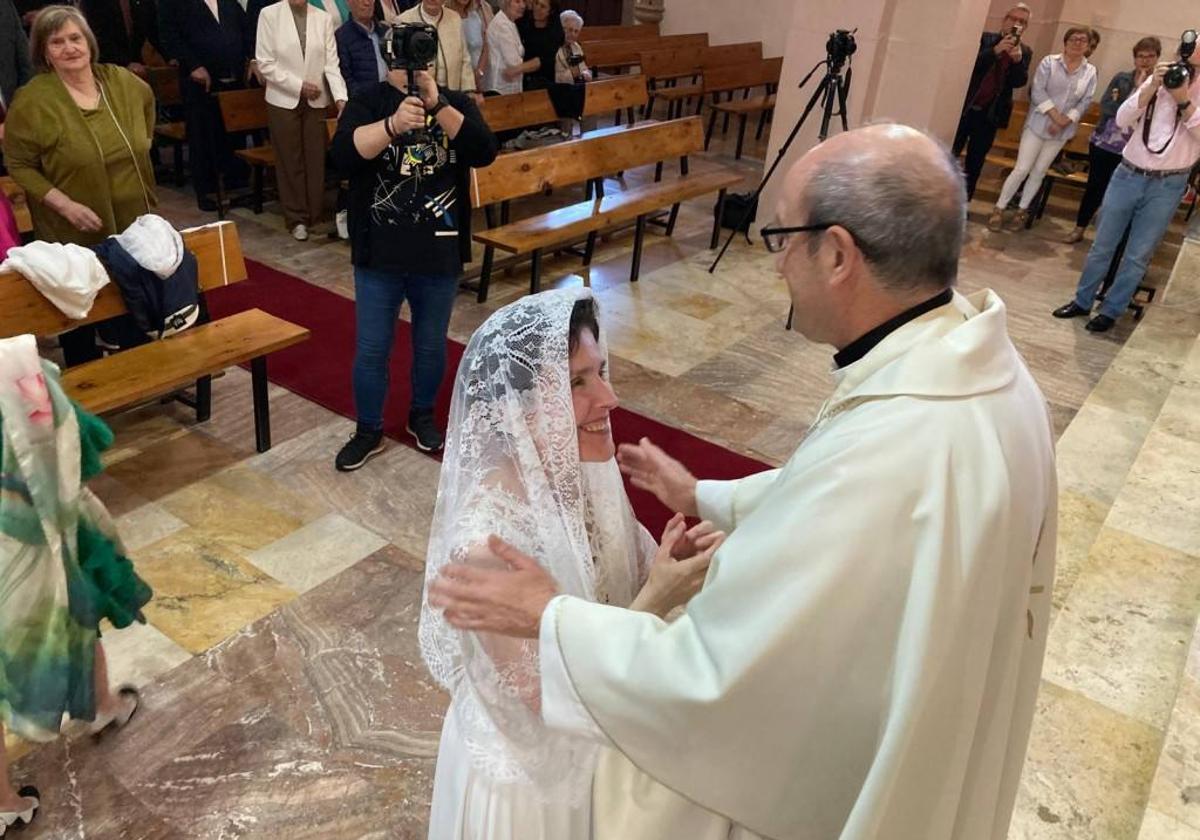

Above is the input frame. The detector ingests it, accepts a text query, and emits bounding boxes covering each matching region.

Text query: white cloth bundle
[112,214,184,279]
[0,242,110,319]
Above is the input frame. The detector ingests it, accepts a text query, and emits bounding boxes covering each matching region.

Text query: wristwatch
[428,94,450,118]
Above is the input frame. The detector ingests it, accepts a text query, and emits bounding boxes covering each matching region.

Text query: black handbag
[716,192,758,236]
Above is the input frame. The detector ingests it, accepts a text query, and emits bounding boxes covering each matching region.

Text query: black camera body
[1164,29,1198,90]
[826,29,857,72]
[567,53,585,67]
[1006,24,1025,45]
[383,22,439,72]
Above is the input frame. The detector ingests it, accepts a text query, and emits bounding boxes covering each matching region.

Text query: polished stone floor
[7,120,1200,839]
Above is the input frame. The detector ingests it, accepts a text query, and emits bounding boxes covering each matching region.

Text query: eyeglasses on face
[758,220,838,253]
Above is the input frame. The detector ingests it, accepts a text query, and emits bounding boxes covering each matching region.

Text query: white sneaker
[335,209,349,240]
[291,223,309,241]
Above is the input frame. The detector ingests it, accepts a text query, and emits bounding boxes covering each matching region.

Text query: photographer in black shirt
[331,33,497,471]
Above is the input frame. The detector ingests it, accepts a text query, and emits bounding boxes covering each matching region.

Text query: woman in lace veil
[419,288,721,839]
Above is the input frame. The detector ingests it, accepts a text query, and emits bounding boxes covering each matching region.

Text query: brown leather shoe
[1062,226,1085,244]
[987,208,1005,232]
[1006,209,1030,232]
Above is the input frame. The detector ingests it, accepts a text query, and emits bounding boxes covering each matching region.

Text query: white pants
[995,128,1068,211]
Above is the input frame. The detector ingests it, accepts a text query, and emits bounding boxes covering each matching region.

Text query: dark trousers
[183,76,248,201]
[953,107,1000,200]
[1075,145,1124,229]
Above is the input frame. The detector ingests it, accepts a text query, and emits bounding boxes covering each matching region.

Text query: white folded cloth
[112,214,184,279]
[1,241,110,319]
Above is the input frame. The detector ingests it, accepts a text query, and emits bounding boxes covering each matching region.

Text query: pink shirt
[1116,74,1200,171]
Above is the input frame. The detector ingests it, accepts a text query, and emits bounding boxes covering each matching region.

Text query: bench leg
[627,106,635,126]
[583,230,598,266]
[631,215,647,282]
[253,165,264,214]
[665,203,681,237]
[756,109,769,140]
[723,93,733,133]
[712,189,727,250]
[477,246,494,303]
[501,201,511,226]
[654,161,664,183]
[484,204,496,228]
[196,375,212,423]
[529,249,543,295]
[680,154,689,177]
[735,115,748,160]
[251,356,271,453]
[705,109,718,150]
[614,108,622,126]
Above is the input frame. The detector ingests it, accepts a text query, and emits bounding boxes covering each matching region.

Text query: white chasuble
[542,289,1057,840]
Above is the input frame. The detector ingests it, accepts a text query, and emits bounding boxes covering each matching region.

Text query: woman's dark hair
[568,297,600,355]
[1063,26,1091,46]
[1132,36,1162,58]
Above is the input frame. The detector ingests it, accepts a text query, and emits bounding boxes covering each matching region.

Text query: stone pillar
[755,0,994,223]
[633,0,664,24]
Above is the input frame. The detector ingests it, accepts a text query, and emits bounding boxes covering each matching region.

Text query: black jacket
[93,238,200,339]
[0,0,32,105]
[962,32,1033,129]
[80,0,163,67]
[336,18,388,100]
[157,0,251,79]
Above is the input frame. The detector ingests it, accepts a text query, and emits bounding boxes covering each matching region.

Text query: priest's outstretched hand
[616,437,699,517]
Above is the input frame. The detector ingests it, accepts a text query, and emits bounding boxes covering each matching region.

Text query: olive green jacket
[3,64,157,246]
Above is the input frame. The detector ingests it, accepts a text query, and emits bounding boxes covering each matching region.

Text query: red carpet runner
[207,260,769,535]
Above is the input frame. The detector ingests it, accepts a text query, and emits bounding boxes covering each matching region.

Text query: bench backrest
[0,176,33,235]
[763,56,783,85]
[702,59,776,95]
[656,33,709,51]
[479,89,559,133]
[585,37,660,70]
[1064,122,1094,155]
[579,22,658,46]
[638,48,703,82]
[470,116,705,207]
[146,65,182,107]
[702,42,763,69]
[995,100,1029,146]
[580,74,649,118]
[0,221,248,338]
[217,88,269,133]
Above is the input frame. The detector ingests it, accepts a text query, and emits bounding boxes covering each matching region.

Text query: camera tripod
[708,36,855,329]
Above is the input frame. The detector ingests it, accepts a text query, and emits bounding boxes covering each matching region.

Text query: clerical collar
[833,288,954,369]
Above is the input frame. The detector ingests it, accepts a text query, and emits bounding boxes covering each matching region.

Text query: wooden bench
[705,58,782,158]
[579,22,658,46]
[147,66,187,187]
[468,116,742,301]
[0,176,33,236]
[656,33,709,52]
[0,221,309,452]
[702,42,764,69]
[480,88,560,134]
[585,37,662,76]
[639,48,704,119]
[581,74,650,127]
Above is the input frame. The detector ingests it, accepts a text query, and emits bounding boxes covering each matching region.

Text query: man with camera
[331,23,497,470]
[953,3,1033,199]
[1053,30,1200,332]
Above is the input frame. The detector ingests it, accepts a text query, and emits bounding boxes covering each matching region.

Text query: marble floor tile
[1011,681,1161,840]
[87,471,152,519]
[115,501,188,553]
[1107,429,1200,558]
[98,620,193,691]
[1138,809,1200,840]
[1042,527,1200,729]
[1144,625,1200,833]
[1052,491,1110,620]
[134,528,298,653]
[203,463,331,526]
[101,405,195,468]
[105,430,243,502]
[1055,402,1155,506]
[158,473,308,555]
[246,513,388,594]
[1156,382,1200,445]
[1086,348,1184,426]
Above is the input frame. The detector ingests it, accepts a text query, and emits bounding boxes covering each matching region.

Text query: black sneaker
[335,428,385,471]
[407,408,444,452]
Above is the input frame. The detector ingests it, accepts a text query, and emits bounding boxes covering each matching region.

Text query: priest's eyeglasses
[759,221,837,253]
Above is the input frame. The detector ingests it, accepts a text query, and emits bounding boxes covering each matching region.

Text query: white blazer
[397,5,476,92]
[256,1,349,109]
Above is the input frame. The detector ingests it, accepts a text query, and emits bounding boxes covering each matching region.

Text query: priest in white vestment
[429,124,1058,840]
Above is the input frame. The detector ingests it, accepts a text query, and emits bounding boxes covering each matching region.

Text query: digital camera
[383,22,439,72]
[1164,29,1197,90]
[567,53,586,67]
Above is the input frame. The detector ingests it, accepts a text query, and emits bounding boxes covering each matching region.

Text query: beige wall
[987,0,1194,96]
[658,0,795,56]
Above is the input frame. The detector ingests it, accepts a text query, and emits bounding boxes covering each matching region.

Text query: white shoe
[335,209,349,240]
[291,223,309,241]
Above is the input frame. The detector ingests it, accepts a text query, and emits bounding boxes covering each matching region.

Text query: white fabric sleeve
[1115,77,1152,130]
[696,469,783,534]
[539,595,610,743]
[1032,58,1054,113]
[324,16,348,102]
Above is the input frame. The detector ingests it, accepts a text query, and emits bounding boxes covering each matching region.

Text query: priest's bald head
[774,123,967,347]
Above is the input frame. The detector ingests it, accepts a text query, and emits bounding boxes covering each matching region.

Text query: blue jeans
[352,266,458,432]
[1072,164,1189,320]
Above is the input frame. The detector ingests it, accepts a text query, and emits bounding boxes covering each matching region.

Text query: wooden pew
[702,42,764,69]
[580,74,649,128]
[578,22,658,46]
[585,37,661,76]
[0,176,33,236]
[705,58,782,158]
[147,66,187,186]
[657,33,709,51]
[468,116,742,301]
[639,48,704,119]
[0,221,310,452]
[479,88,559,134]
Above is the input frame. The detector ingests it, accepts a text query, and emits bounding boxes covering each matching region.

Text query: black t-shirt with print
[333,83,498,277]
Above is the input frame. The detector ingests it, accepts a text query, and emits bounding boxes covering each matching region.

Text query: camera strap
[1141,95,1182,155]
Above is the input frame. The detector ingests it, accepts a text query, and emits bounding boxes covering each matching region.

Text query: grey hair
[1007,2,1031,17]
[802,130,966,293]
[560,9,583,28]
